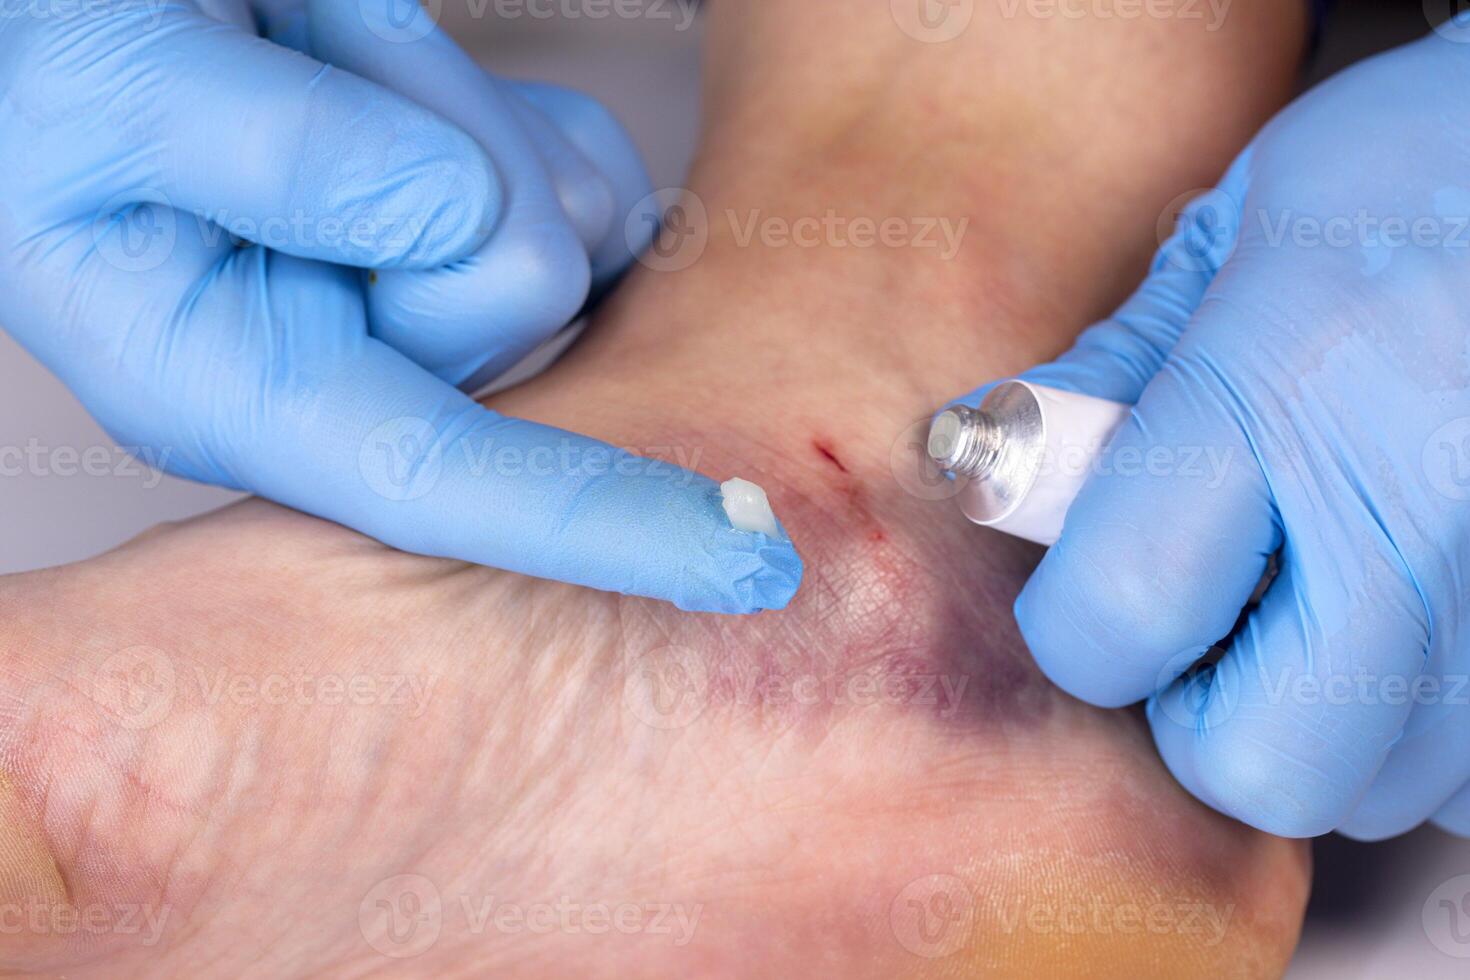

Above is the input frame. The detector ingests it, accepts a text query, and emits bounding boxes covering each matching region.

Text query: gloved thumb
[954,151,1252,408]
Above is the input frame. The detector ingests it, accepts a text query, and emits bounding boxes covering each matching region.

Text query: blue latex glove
[955,23,1470,837]
[0,0,801,613]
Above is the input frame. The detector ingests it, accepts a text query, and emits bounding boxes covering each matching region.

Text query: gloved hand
[953,23,1470,837]
[0,0,801,613]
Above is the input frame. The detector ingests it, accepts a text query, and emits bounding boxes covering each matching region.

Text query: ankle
[680,0,1308,351]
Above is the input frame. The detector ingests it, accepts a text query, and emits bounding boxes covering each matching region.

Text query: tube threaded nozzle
[927,405,1002,478]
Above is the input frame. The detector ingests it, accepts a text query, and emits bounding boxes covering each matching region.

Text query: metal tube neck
[927,405,1002,479]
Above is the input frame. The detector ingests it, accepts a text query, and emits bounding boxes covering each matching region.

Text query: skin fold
[0,1,1312,975]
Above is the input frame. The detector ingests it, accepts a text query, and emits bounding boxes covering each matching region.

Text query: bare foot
[0,2,1311,976]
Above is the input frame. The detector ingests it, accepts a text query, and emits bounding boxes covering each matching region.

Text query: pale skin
[0,2,1311,975]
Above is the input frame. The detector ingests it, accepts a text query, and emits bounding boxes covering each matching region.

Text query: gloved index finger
[241,334,803,614]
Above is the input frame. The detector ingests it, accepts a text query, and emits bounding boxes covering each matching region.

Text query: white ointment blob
[720,478,780,537]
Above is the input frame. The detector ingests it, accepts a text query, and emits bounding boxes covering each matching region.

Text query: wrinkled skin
[0,1,1312,976]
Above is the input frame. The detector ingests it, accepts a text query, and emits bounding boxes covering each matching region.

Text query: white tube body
[956,382,1132,546]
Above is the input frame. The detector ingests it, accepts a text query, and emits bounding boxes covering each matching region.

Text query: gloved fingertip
[672,488,803,614]
[1013,550,1161,710]
[1150,701,1354,840]
[731,522,805,613]
[1011,571,1042,640]
[1334,812,1414,843]
[1011,569,1090,699]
